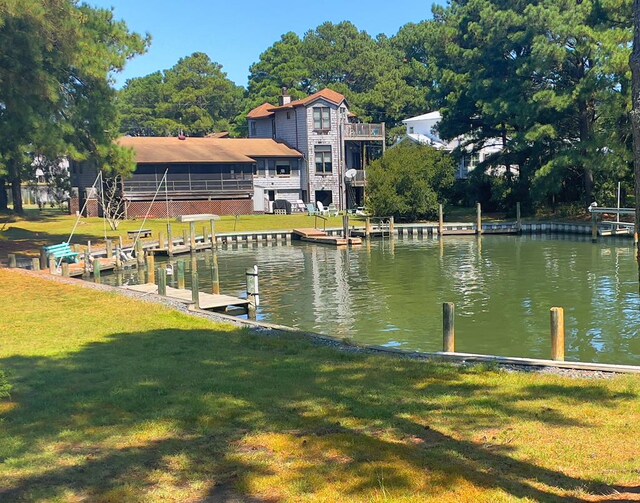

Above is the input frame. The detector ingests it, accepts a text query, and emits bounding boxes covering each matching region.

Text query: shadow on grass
[0,328,636,501]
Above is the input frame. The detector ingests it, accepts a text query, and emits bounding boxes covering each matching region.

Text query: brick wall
[126,199,254,219]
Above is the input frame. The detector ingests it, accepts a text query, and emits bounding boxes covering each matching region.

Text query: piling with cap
[146,253,155,283]
[550,307,565,361]
[443,302,455,352]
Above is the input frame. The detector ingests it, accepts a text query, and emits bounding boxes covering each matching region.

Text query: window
[276,162,291,176]
[313,107,331,131]
[408,126,414,133]
[286,111,291,120]
[250,121,256,137]
[315,145,332,174]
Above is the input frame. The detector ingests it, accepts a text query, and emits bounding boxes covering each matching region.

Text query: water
[102,235,640,365]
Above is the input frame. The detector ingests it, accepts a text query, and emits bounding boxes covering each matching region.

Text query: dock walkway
[292,228,362,246]
[121,283,250,311]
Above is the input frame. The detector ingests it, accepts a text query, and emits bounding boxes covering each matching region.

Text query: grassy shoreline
[1,268,639,501]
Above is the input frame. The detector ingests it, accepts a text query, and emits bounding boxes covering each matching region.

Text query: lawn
[0,268,639,502]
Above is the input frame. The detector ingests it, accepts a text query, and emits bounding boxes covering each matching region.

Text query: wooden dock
[292,228,362,246]
[121,283,250,312]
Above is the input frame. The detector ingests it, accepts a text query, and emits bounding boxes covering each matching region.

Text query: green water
[104,235,640,365]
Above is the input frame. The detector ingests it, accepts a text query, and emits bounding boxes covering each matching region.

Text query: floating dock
[121,283,250,312]
[292,228,362,246]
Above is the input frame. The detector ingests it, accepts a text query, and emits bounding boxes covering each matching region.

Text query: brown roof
[247,103,275,119]
[205,131,230,138]
[268,88,346,112]
[117,136,302,164]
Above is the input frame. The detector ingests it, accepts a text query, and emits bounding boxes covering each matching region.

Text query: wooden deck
[292,228,362,246]
[121,283,250,311]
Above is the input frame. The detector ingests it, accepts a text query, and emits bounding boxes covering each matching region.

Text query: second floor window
[276,162,291,176]
[315,145,332,173]
[313,107,331,131]
[250,121,256,136]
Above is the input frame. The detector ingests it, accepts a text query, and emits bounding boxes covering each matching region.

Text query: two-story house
[247,88,385,211]
[402,112,504,179]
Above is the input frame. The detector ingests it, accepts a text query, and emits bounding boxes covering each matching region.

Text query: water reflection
[100,235,640,365]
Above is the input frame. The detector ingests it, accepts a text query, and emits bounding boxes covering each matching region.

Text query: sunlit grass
[0,268,639,501]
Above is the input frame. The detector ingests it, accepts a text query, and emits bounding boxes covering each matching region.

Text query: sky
[88,0,442,89]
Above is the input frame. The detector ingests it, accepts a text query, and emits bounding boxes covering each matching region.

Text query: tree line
[0,0,635,214]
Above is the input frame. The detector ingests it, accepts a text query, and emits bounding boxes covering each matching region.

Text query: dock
[292,228,362,246]
[121,283,250,312]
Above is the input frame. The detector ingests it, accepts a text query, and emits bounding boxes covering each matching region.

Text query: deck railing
[124,177,253,194]
[342,123,385,139]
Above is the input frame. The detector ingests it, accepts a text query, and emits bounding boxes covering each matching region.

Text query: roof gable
[247,103,275,119]
[267,88,347,112]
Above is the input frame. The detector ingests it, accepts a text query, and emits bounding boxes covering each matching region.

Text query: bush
[365,142,456,222]
[0,369,11,400]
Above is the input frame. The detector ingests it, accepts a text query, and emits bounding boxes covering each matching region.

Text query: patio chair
[316,201,330,216]
[327,203,339,217]
[306,203,318,216]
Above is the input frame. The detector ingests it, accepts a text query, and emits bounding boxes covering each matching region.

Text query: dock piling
[167,224,174,256]
[389,216,395,237]
[190,222,196,251]
[61,262,70,277]
[210,219,217,248]
[191,269,200,309]
[94,259,101,283]
[516,202,522,233]
[591,212,598,243]
[157,267,167,296]
[211,252,220,294]
[32,257,40,271]
[146,253,155,283]
[8,253,16,268]
[177,261,185,289]
[246,265,259,319]
[365,217,371,239]
[106,239,113,259]
[342,215,349,239]
[443,302,455,352]
[438,204,444,237]
[115,247,122,270]
[40,248,47,270]
[158,231,165,251]
[49,256,57,275]
[476,203,482,235]
[550,307,565,361]
[83,252,91,275]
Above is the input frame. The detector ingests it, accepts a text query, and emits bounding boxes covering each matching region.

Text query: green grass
[1,269,639,501]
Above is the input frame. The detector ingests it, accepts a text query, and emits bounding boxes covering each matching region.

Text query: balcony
[342,123,385,140]
[345,169,366,187]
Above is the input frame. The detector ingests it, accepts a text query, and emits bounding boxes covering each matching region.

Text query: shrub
[366,142,456,222]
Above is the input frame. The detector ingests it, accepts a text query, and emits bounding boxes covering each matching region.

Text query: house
[69,136,302,218]
[247,88,385,210]
[401,112,503,179]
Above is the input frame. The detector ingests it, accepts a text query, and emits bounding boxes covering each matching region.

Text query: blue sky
[88,0,442,88]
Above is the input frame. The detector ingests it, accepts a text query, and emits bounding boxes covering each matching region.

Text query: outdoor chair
[316,201,330,216]
[327,203,339,217]
[307,203,318,216]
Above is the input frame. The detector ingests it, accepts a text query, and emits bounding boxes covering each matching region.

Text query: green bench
[43,243,80,263]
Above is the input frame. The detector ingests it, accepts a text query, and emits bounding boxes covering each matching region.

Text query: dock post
[443,302,455,352]
[342,215,349,239]
[94,259,101,283]
[246,265,259,319]
[8,253,16,268]
[106,239,113,259]
[146,253,155,283]
[50,256,57,275]
[158,231,165,251]
[40,248,47,270]
[61,262,70,277]
[177,261,185,289]
[157,267,167,296]
[182,228,188,246]
[191,269,200,309]
[389,216,395,238]
[365,217,371,239]
[591,212,598,243]
[190,222,196,251]
[210,219,217,248]
[438,204,444,237]
[202,226,207,244]
[211,252,220,294]
[167,224,174,256]
[516,202,522,233]
[114,247,122,270]
[118,236,123,250]
[87,240,92,255]
[476,203,482,235]
[83,252,91,275]
[136,241,145,267]
[550,307,565,361]
[31,257,40,271]
[634,222,639,244]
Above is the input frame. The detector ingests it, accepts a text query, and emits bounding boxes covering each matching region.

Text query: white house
[401,112,504,179]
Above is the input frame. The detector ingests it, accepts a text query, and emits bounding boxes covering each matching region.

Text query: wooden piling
[158,231,165,250]
[342,215,349,239]
[87,240,92,254]
[31,257,40,271]
[516,202,522,233]
[550,307,565,361]
[389,216,394,237]
[49,256,57,275]
[177,261,185,289]
[118,236,123,249]
[365,217,371,239]
[438,204,444,237]
[191,269,200,309]
[591,212,598,243]
[146,253,155,283]
[157,267,167,296]
[182,228,188,246]
[136,241,145,267]
[106,239,113,259]
[210,219,217,248]
[245,265,259,319]
[443,302,455,352]
[115,247,122,270]
[211,252,220,294]
[61,262,70,277]
[476,203,482,235]
[8,253,16,268]
[190,222,196,251]
[40,248,47,270]
[167,224,174,256]
[94,259,101,283]
[83,252,91,275]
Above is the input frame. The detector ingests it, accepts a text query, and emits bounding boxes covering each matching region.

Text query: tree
[0,0,148,213]
[632,0,640,268]
[366,142,456,221]
[119,53,246,137]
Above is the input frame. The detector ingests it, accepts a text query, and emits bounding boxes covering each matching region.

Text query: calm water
[102,235,640,365]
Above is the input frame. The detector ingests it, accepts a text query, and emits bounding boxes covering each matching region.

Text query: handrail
[314,214,327,231]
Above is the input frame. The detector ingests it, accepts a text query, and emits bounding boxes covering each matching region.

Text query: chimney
[280,87,291,106]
